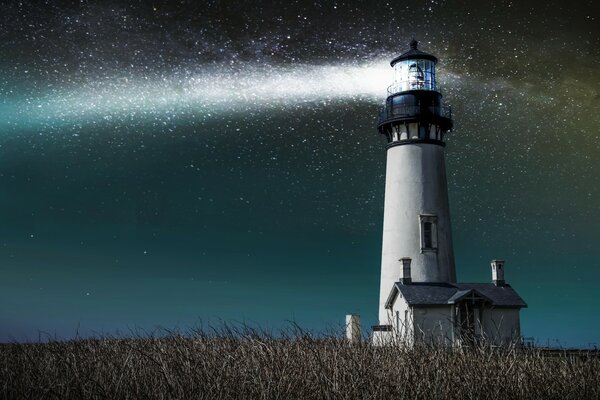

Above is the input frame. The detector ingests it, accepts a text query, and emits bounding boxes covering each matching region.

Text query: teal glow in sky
[1,0,599,347]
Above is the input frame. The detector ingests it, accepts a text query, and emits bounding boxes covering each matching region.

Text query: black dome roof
[390,40,438,66]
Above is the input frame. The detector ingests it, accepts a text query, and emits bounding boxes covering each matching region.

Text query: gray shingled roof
[385,282,527,309]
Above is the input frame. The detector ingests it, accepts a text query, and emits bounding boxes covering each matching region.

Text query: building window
[420,214,438,252]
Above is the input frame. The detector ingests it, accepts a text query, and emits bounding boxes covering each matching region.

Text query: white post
[345,314,361,344]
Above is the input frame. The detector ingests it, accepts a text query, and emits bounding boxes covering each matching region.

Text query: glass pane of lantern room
[394,59,436,92]
[408,60,425,90]
[419,60,435,90]
[393,62,406,92]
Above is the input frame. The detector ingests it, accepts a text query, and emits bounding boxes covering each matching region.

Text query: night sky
[1,0,599,346]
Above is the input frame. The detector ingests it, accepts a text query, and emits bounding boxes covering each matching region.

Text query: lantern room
[378,40,452,143]
[389,39,438,94]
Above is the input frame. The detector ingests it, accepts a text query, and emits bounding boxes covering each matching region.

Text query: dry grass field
[1,326,598,399]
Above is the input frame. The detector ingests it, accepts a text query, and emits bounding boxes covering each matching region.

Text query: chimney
[491,259,505,286]
[345,314,361,344]
[400,257,412,284]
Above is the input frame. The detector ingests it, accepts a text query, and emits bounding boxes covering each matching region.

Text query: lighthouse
[370,41,526,346]
[377,40,455,323]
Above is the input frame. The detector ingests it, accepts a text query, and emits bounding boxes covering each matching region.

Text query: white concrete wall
[386,294,413,346]
[378,142,456,322]
[480,308,521,346]
[412,306,454,346]
[386,296,453,347]
[373,294,414,347]
[371,330,394,346]
[383,293,522,347]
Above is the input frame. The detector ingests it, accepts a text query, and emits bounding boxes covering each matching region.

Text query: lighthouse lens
[392,59,436,93]
[409,64,425,89]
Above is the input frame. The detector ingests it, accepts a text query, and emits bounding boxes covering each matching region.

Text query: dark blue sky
[0,0,599,346]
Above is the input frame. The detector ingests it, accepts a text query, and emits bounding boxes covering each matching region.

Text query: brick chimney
[400,257,412,284]
[491,259,505,286]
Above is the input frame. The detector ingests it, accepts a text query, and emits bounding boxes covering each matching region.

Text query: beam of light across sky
[0,61,402,130]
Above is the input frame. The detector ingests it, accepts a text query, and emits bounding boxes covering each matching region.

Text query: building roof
[390,40,438,66]
[385,282,527,309]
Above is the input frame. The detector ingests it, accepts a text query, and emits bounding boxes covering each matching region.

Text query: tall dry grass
[1,325,598,399]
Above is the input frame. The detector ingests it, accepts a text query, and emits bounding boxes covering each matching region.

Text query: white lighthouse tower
[376,40,455,323]
[370,41,526,347]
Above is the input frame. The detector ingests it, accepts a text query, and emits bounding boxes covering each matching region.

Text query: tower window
[423,222,433,248]
[420,215,438,252]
